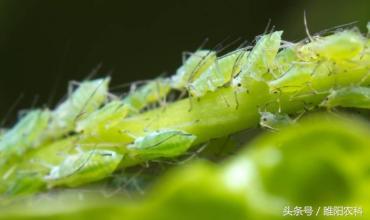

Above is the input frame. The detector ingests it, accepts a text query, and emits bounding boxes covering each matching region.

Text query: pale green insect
[48,78,110,138]
[122,78,170,115]
[296,29,365,61]
[268,60,334,94]
[127,129,196,160]
[45,149,123,187]
[76,100,129,135]
[320,86,370,109]
[170,50,217,90]
[188,48,250,97]
[232,31,282,89]
[259,111,294,130]
[0,110,50,157]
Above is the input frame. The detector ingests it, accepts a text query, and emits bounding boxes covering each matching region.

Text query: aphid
[76,100,129,135]
[259,111,294,130]
[296,30,365,61]
[0,110,50,157]
[232,31,282,89]
[268,60,333,94]
[127,129,196,160]
[170,50,217,90]
[45,149,123,187]
[47,78,110,138]
[122,78,170,115]
[320,86,370,109]
[188,48,250,97]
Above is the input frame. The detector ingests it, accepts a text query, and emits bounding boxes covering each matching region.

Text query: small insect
[268,60,334,94]
[232,31,283,90]
[296,30,365,61]
[188,48,250,97]
[127,129,196,161]
[320,86,370,109]
[45,149,123,187]
[259,111,294,130]
[0,110,50,157]
[76,100,129,135]
[122,78,170,115]
[48,78,110,138]
[170,50,217,90]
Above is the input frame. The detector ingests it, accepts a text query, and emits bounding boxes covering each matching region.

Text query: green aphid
[0,110,50,157]
[5,172,45,196]
[122,78,170,115]
[320,86,370,109]
[259,111,294,130]
[45,149,123,187]
[127,129,196,160]
[170,50,217,90]
[188,48,249,97]
[47,78,110,138]
[232,31,282,89]
[76,100,129,135]
[297,30,365,61]
[268,61,332,93]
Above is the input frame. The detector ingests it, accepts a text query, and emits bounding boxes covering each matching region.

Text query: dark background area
[0,0,369,125]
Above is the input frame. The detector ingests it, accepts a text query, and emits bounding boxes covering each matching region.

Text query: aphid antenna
[29,96,42,113]
[73,79,107,123]
[263,18,272,35]
[303,10,314,43]
[187,37,241,83]
[0,93,24,127]
[110,79,152,92]
[314,21,359,37]
[85,62,103,81]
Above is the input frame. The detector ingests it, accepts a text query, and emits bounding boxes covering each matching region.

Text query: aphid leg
[233,91,240,110]
[120,130,138,139]
[177,142,209,165]
[358,70,370,85]
[221,93,231,108]
[188,93,194,112]
[2,165,17,180]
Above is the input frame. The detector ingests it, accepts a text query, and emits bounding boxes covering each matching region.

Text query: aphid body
[296,30,365,61]
[0,110,50,156]
[127,129,196,160]
[76,100,129,135]
[320,86,370,109]
[45,149,123,187]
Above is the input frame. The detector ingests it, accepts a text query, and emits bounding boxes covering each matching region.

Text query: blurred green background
[0,0,368,124]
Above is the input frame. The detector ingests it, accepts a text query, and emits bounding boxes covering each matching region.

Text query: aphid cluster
[0,23,369,196]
